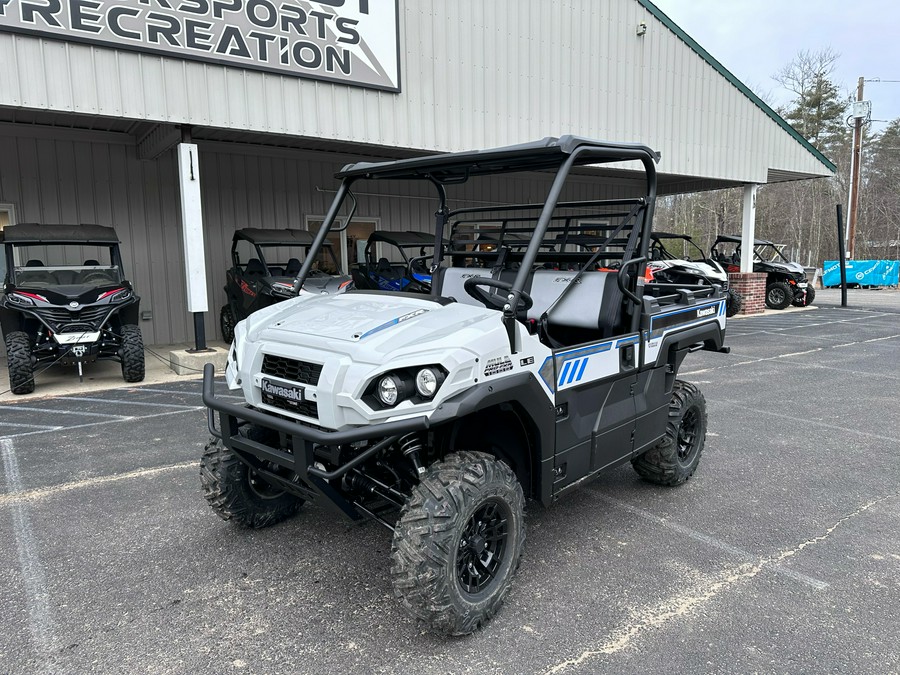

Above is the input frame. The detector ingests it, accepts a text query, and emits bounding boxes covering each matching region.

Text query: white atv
[647,232,743,317]
[201,137,730,635]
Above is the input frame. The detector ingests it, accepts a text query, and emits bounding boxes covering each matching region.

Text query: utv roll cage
[711,234,793,265]
[231,228,340,277]
[291,136,660,349]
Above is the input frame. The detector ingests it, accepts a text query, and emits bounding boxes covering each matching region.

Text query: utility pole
[846,76,864,259]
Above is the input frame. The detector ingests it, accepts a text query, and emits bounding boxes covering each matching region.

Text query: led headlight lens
[415,368,439,398]
[377,375,400,406]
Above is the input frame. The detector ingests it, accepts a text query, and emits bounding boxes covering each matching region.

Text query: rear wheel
[120,324,145,383]
[200,434,303,528]
[5,331,35,395]
[725,288,743,317]
[765,281,794,310]
[391,451,526,635]
[632,380,707,486]
[220,304,236,343]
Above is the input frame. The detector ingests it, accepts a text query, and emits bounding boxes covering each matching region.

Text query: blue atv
[355,230,434,293]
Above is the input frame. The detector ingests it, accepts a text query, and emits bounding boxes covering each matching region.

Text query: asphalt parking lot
[1,288,898,674]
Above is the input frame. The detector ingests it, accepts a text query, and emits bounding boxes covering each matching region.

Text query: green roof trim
[637,0,837,174]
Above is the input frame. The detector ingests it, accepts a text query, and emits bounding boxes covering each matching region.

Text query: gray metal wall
[0,123,632,345]
[0,0,831,184]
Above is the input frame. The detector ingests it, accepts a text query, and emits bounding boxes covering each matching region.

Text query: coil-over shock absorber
[399,432,426,477]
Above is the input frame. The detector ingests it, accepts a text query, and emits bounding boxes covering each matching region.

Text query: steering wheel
[81,273,111,283]
[463,277,533,312]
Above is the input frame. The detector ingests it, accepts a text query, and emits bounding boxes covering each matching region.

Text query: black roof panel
[2,223,120,244]
[714,234,775,246]
[336,136,660,181]
[367,231,435,247]
[233,228,331,246]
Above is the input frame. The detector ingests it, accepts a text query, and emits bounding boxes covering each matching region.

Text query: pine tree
[774,48,849,154]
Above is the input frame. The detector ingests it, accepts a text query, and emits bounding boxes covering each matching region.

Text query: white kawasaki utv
[201,137,730,635]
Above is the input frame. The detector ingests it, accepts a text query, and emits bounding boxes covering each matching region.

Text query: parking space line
[546,494,895,674]
[134,387,243,400]
[833,333,900,348]
[588,491,829,590]
[715,399,900,443]
[0,407,203,440]
[128,387,202,396]
[0,461,198,507]
[56,396,196,409]
[0,423,63,431]
[681,347,823,376]
[0,405,130,419]
[0,438,58,663]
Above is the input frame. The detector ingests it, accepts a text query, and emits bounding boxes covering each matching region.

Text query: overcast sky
[650,0,900,134]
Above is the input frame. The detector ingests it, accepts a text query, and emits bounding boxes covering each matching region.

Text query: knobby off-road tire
[5,331,35,395]
[632,380,707,486]
[119,324,145,383]
[391,451,526,636]
[200,437,303,528]
[725,288,743,317]
[220,305,235,343]
[765,281,794,310]
[794,285,816,307]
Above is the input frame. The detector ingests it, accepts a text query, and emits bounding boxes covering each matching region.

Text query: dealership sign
[0,0,400,90]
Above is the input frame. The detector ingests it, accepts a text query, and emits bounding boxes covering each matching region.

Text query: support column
[740,184,758,274]
[176,128,211,352]
[727,183,767,314]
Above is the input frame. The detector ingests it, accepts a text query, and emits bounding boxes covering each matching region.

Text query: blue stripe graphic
[575,358,589,382]
[558,361,573,387]
[566,359,580,384]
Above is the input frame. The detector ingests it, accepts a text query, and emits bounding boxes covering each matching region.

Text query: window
[0,203,16,281]
[305,216,380,272]
[0,203,15,231]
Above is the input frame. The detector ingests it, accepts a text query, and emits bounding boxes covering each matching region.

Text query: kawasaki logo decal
[261,378,305,401]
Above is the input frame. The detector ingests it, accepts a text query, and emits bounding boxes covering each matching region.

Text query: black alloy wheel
[456,498,510,596]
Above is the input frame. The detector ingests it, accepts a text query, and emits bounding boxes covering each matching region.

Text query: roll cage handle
[617,256,646,305]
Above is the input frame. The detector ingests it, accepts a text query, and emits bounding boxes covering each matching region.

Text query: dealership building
[0,0,835,346]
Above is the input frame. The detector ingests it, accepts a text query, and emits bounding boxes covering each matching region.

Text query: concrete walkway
[0,341,228,403]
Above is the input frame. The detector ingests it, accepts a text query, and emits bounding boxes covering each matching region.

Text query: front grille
[260,391,319,418]
[33,306,111,332]
[261,354,323,385]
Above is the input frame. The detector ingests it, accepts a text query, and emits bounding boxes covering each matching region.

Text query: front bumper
[203,364,433,521]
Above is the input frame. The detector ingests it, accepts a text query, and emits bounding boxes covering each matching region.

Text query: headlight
[272,282,294,296]
[368,366,446,409]
[7,292,36,306]
[111,288,132,302]
[415,367,439,398]
[377,374,402,406]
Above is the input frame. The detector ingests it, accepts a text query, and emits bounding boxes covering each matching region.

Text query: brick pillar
[729,272,767,315]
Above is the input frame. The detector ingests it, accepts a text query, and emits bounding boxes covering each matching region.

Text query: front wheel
[5,331,35,395]
[725,288,743,317]
[220,304,236,343]
[391,451,526,635]
[120,324,145,383]
[765,281,794,310]
[632,380,707,486]
[200,437,303,528]
[794,285,816,307]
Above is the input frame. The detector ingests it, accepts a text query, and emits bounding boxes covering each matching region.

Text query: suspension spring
[398,432,426,477]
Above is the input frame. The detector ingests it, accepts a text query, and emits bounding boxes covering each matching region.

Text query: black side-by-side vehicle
[1,224,144,394]
[220,228,350,342]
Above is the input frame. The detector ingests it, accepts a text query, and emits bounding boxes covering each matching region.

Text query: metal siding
[0,0,833,182]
